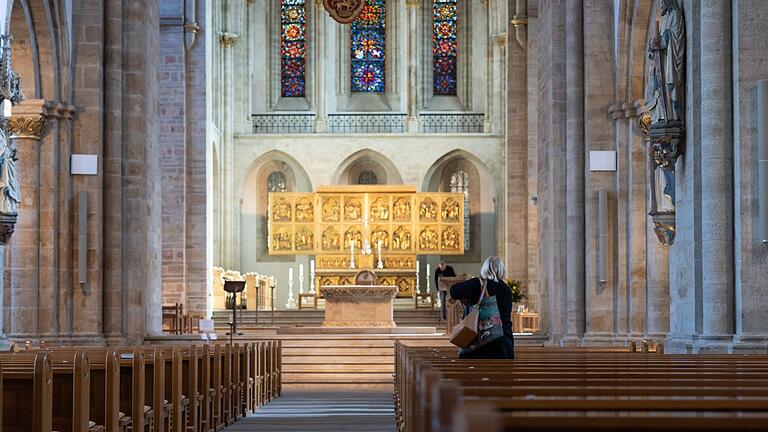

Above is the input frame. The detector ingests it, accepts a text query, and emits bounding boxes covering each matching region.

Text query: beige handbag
[449,279,488,348]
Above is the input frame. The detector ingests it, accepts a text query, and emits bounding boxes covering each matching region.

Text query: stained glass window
[433,0,458,96]
[450,171,470,250]
[281,0,306,97]
[351,0,386,93]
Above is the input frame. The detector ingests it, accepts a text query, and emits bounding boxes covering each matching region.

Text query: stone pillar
[563,0,585,344]
[313,2,327,132]
[6,100,46,339]
[506,5,528,283]
[698,0,734,351]
[405,0,420,133]
[582,0,616,344]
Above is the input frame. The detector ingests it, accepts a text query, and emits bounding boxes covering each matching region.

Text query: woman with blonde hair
[450,256,515,359]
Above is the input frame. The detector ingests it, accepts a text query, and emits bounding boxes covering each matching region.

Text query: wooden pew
[2,352,52,432]
[0,341,282,432]
[395,343,768,432]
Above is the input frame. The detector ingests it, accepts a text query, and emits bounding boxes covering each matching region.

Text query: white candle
[299,264,304,279]
[350,239,355,254]
[416,260,420,273]
[289,267,293,283]
[310,259,315,273]
[377,239,382,255]
[426,263,431,277]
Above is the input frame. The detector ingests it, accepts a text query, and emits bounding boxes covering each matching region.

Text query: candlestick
[415,260,421,294]
[299,264,304,294]
[310,259,316,293]
[285,268,296,309]
[426,263,431,295]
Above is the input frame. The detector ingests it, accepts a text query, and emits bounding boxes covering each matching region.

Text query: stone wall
[159,0,208,314]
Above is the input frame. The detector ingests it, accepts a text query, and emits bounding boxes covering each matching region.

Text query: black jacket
[450,277,515,359]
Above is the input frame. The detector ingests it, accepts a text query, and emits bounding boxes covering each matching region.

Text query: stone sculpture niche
[643,0,685,246]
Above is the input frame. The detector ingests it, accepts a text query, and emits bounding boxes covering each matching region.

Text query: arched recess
[239,150,313,267]
[9,0,67,102]
[332,149,403,185]
[421,150,497,270]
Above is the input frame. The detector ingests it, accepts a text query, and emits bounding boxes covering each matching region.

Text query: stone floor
[223,389,396,432]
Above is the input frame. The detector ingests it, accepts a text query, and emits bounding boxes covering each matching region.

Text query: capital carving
[218,32,239,48]
[0,213,17,245]
[405,0,420,8]
[6,115,45,140]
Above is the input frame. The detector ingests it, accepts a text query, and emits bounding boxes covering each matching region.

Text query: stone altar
[319,285,397,327]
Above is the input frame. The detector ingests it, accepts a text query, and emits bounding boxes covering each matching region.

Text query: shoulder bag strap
[476,278,488,306]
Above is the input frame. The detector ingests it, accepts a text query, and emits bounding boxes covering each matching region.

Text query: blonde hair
[479,256,506,282]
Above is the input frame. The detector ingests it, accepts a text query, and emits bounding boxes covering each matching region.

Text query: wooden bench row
[394,343,768,432]
[1,341,281,432]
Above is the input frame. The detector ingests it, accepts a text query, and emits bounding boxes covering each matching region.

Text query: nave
[223,389,395,432]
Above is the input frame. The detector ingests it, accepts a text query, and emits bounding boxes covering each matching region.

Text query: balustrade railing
[327,113,407,134]
[420,113,486,133]
[251,114,316,134]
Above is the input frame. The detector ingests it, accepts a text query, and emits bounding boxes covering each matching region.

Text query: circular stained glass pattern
[352,62,385,93]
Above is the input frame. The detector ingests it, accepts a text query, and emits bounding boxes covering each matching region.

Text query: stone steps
[212,309,444,329]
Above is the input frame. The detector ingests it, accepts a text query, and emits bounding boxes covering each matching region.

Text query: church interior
[1,0,768,430]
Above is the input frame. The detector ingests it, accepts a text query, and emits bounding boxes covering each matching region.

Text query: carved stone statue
[0,128,20,215]
[647,0,685,124]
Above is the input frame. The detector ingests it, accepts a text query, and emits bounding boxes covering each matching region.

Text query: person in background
[435,260,456,319]
[449,256,514,359]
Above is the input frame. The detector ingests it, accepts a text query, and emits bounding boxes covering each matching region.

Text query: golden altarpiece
[268,185,465,298]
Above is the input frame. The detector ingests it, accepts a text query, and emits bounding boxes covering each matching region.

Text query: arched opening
[421,150,497,275]
[333,149,403,185]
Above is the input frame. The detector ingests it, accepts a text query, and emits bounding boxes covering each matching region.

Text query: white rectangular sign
[71,154,99,175]
[589,151,617,172]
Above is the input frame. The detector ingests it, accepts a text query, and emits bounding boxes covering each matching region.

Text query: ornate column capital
[5,99,46,140]
[218,32,240,49]
[405,0,420,9]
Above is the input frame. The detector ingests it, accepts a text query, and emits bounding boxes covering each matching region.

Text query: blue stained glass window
[433,0,457,96]
[351,0,386,93]
[281,0,306,97]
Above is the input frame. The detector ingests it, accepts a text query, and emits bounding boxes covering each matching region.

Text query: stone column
[6,99,46,339]
[313,2,327,132]
[582,0,616,343]
[698,0,734,351]
[405,0,420,133]
[563,0,585,344]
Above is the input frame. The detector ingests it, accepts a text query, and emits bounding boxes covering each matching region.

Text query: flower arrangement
[504,279,527,304]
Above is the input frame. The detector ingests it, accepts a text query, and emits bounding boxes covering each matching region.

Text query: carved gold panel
[391,225,413,252]
[271,196,293,222]
[392,196,413,222]
[343,225,363,250]
[418,197,438,222]
[370,225,390,250]
[441,226,461,252]
[396,277,414,297]
[441,197,461,223]
[320,225,342,252]
[321,196,341,222]
[418,226,439,251]
[382,255,416,270]
[294,224,314,252]
[271,225,293,252]
[268,187,464,255]
[295,197,315,222]
[370,196,390,222]
[343,196,363,222]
